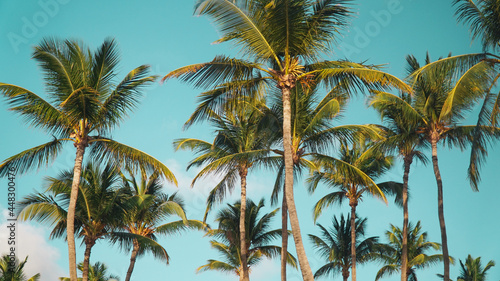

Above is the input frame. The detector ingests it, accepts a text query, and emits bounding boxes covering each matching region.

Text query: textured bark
[401,156,412,281]
[239,168,250,281]
[125,240,140,281]
[431,136,449,281]
[67,145,86,281]
[342,267,350,281]
[281,87,315,281]
[81,239,95,281]
[281,189,288,281]
[350,201,357,281]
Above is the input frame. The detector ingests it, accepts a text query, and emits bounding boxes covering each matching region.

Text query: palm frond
[90,138,177,185]
[162,56,263,88]
[0,138,66,177]
[194,0,279,64]
[0,83,70,136]
[98,65,157,133]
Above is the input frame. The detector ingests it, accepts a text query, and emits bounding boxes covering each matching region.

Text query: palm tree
[197,199,297,278]
[375,221,449,281]
[382,53,500,281]
[163,2,411,279]
[111,171,205,281]
[369,89,428,281]
[309,214,379,281]
[0,38,176,281]
[0,255,40,281]
[60,262,119,281]
[174,102,269,281]
[455,255,495,281]
[412,0,500,191]
[18,162,126,281]
[262,84,380,281]
[308,140,403,281]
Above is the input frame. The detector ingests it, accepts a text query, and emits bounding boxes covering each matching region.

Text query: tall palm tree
[456,255,495,281]
[309,214,379,281]
[374,221,449,281]
[411,0,500,191]
[308,140,403,281]
[0,255,40,281]
[18,162,126,281]
[60,261,119,281]
[163,2,411,279]
[379,53,500,281]
[369,89,428,281]
[197,199,297,278]
[175,102,269,281]
[111,171,205,281]
[0,38,176,281]
[262,84,380,281]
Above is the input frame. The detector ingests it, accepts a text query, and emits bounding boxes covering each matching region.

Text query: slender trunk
[281,87,314,281]
[239,169,250,281]
[350,202,357,281]
[68,145,86,281]
[281,188,288,281]
[125,239,140,281]
[401,156,412,281]
[82,239,95,281]
[431,136,449,281]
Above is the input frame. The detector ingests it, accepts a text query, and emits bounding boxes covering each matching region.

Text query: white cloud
[250,258,281,281]
[0,209,66,281]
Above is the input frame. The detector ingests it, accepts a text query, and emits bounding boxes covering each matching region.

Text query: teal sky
[0,1,499,281]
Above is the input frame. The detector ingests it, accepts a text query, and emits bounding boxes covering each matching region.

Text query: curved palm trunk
[82,239,95,281]
[349,202,357,281]
[401,156,412,281]
[281,189,288,281]
[68,145,86,281]
[239,168,250,281]
[281,87,314,281]
[431,137,449,281]
[125,239,140,281]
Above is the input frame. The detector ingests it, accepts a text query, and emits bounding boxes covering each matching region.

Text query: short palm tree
[60,262,119,281]
[456,255,495,281]
[163,1,411,279]
[0,255,40,281]
[197,199,297,278]
[369,88,428,281]
[0,38,176,281]
[309,214,379,281]
[175,102,269,281]
[308,140,402,281]
[111,171,205,281]
[382,53,500,281]
[18,162,126,281]
[374,221,449,281]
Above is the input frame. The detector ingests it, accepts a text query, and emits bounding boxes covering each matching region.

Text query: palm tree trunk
[342,267,350,281]
[401,156,412,281]
[82,239,95,281]
[281,188,288,281]
[281,87,314,281]
[350,202,357,281]
[68,145,86,281]
[239,168,250,281]
[125,239,140,281]
[431,136,449,281]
